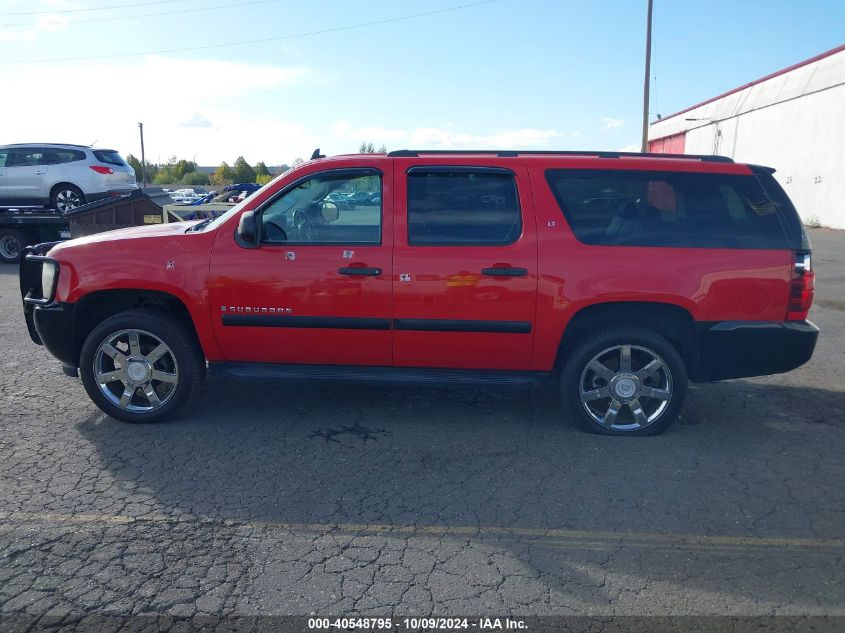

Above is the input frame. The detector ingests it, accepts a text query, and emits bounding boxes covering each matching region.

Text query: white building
[648,44,845,229]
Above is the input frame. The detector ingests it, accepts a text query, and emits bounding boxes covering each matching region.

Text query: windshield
[201,165,295,232]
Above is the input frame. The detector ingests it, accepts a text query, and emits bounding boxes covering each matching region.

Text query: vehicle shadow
[73,376,845,610]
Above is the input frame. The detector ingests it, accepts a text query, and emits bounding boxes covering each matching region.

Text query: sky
[0,0,843,167]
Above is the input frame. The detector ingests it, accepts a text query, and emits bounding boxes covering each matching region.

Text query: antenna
[310,148,326,160]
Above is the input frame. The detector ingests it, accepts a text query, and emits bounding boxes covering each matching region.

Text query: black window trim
[252,167,384,247]
[406,165,523,247]
[543,167,793,251]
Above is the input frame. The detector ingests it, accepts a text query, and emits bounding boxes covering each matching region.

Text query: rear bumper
[692,320,819,382]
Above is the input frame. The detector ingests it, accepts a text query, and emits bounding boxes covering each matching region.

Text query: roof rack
[1,142,91,148]
[386,149,734,163]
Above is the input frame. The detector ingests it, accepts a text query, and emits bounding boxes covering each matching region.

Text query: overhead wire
[2,0,500,64]
[0,0,281,28]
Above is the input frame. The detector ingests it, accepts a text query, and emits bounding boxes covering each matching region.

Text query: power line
[0,0,280,28]
[3,0,499,64]
[0,0,187,16]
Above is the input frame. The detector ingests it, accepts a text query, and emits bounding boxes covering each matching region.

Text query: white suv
[0,143,137,212]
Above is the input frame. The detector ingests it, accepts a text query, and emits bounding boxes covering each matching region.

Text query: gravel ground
[1,228,843,629]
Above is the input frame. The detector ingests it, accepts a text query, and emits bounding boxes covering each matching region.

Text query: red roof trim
[651,43,845,125]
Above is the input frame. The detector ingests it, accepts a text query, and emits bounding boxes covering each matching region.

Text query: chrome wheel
[579,344,672,431]
[55,188,82,212]
[0,235,21,261]
[93,329,179,413]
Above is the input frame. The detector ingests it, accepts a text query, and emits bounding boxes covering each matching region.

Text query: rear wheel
[79,309,205,423]
[51,184,85,213]
[0,228,28,264]
[561,326,688,436]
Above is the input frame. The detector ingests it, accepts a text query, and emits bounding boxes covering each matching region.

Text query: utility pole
[138,122,147,188]
[640,0,653,152]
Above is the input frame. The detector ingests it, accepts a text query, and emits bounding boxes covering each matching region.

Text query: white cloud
[601,117,625,130]
[1,55,317,164]
[181,113,214,129]
[332,121,562,150]
[0,0,73,42]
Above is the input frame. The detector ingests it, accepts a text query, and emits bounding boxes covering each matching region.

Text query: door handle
[338,266,382,276]
[481,266,528,277]
[34,170,45,175]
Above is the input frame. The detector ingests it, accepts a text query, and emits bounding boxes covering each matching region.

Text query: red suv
[20,150,818,435]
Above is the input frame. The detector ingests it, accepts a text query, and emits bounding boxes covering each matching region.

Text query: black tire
[560,326,688,436]
[0,228,29,264]
[79,309,205,423]
[51,184,85,213]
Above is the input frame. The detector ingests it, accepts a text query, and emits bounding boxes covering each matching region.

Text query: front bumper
[693,320,819,382]
[28,302,78,367]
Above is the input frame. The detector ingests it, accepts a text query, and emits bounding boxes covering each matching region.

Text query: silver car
[0,143,138,212]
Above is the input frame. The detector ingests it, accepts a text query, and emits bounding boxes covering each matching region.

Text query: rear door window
[9,148,48,167]
[407,168,521,245]
[545,169,790,249]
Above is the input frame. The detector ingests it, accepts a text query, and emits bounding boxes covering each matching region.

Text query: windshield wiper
[186,218,213,233]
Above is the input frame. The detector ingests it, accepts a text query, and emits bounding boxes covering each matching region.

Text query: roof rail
[1,142,91,148]
[386,149,734,163]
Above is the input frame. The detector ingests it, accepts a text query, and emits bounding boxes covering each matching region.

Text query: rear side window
[45,149,86,164]
[546,169,790,249]
[93,150,126,166]
[407,168,521,245]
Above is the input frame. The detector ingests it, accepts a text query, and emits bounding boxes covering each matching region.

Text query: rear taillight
[787,250,814,321]
[89,165,114,175]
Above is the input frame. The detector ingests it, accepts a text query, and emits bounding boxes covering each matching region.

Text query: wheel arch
[555,300,698,372]
[49,182,84,203]
[70,289,205,366]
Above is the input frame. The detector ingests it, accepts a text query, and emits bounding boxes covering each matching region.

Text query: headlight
[41,261,58,301]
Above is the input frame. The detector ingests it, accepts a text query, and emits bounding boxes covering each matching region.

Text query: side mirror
[321,201,339,223]
[237,210,258,245]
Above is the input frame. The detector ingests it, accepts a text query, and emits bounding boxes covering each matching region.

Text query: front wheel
[79,310,205,423]
[560,326,688,436]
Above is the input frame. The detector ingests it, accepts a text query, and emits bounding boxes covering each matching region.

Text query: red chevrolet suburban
[20,150,818,435]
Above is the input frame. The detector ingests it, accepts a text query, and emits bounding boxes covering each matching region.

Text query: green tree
[254,161,271,178]
[359,141,376,153]
[174,159,197,180]
[211,162,234,186]
[232,156,256,183]
[180,171,210,186]
[125,154,157,182]
[255,173,273,185]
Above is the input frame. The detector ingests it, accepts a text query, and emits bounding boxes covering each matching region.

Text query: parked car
[325,191,353,209]
[346,191,375,207]
[0,143,137,213]
[188,183,261,206]
[20,149,817,434]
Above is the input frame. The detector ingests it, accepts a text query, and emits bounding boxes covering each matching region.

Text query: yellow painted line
[1,511,843,551]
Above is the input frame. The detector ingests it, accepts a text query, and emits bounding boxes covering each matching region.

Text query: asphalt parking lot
[1,228,844,628]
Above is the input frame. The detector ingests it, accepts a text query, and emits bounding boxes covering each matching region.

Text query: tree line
[126,155,284,187]
[126,143,386,189]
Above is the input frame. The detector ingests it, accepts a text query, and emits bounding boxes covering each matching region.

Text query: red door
[208,163,393,365]
[392,159,538,370]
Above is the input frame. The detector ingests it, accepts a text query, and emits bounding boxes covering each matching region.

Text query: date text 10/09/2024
[308,617,528,630]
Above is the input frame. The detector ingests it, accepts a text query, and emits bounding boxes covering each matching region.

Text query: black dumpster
[64,190,164,238]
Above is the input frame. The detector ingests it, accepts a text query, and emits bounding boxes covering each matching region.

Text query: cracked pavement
[1,228,844,625]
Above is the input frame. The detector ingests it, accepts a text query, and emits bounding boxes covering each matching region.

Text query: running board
[209,363,552,389]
